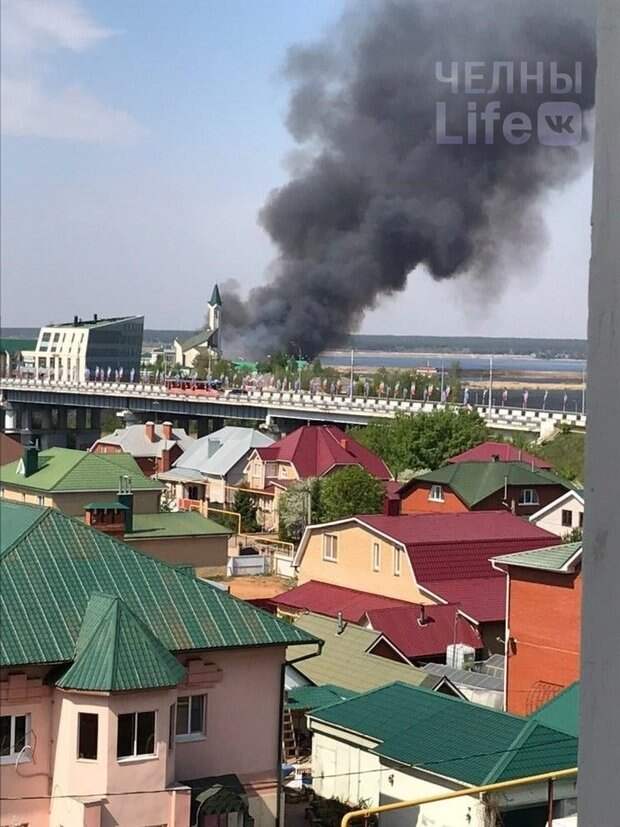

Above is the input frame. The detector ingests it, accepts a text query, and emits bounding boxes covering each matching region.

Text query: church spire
[209,283,222,307]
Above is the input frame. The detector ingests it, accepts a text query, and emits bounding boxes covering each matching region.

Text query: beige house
[529,489,585,538]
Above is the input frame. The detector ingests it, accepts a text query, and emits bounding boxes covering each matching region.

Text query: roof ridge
[0,503,52,559]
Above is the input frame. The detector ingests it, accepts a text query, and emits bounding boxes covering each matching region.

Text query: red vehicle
[164,378,220,397]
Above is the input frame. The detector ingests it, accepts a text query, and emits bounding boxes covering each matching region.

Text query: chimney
[145,421,156,442]
[160,447,171,473]
[117,475,134,533]
[492,454,500,462]
[336,611,346,635]
[417,604,431,626]
[21,444,39,477]
[162,421,173,441]
[340,438,349,451]
[93,313,98,322]
[84,503,126,539]
[73,315,78,326]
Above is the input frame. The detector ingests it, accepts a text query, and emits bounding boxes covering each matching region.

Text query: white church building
[173,284,222,369]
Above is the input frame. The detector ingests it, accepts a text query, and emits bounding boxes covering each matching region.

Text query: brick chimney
[145,421,156,442]
[84,504,126,539]
[162,421,173,441]
[160,447,172,473]
[340,438,349,451]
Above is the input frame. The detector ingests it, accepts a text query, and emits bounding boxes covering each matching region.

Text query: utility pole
[349,348,355,399]
[488,355,494,415]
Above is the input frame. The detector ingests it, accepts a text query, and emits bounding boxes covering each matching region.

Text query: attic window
[429,485,444,502]
[519,488,539,506]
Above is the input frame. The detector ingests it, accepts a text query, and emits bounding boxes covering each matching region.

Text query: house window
[187,485,200,501]
[372,542,381,572]
[393,546,401,576]
[37,495,45,506]
[168,704,176,750]
[561,509,573,528]
[176,695,206,740]
[323,534,338,562]
[429,484,444,502]
[518,488,539,506]
[0,713,30,761]
[117,711,156,760]
[579,512,584,528]
[78,713,98,760]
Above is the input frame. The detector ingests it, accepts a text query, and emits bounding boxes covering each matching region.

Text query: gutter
[276,640,324,827]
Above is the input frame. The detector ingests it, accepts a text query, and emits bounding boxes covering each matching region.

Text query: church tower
[208,283,222,355]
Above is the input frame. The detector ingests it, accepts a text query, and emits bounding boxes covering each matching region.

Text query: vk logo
[537,102,582,146]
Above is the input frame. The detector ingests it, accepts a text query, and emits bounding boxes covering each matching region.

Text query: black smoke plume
[226,0,595,359]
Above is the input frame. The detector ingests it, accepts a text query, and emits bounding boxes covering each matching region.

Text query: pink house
[0,500,317,827]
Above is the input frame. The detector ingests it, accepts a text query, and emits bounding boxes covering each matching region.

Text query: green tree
[350,409,487,476]
[319,466,384,523]
[233,490,260,533]
[278,478,322,543]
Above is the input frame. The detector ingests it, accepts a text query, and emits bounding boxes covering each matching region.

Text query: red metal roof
[420,577,507,623]
[365,603,483,659]
[270,580,412,623]
[256,425,392,480]
[358,511,558,585]
[447,441,552,469]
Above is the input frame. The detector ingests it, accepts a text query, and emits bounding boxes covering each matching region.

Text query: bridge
[0,377,586,447]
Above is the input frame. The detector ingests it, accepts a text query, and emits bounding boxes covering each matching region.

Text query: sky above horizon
[1,0,592,339]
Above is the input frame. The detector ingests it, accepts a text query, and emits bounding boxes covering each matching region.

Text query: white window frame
[393,546,401,576]
[429,484,444,502]
[0,713,31,764]
[372,542,381,572]
[323,534,338,562]
[519,488,540,506]
[175,694,207,742]
[116,710,157,762]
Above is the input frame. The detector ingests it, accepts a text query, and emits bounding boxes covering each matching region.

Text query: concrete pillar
[3,404,18,432]
[579,2,620,823]
[197,417,209,438]
[75,408,86,430]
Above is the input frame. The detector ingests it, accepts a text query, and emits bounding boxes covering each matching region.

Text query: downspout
[276,642,324,827]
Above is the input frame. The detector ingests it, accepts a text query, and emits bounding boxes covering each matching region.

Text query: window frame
[393,546,402,576]
[168,703,176,750]
[372,541,381,572]
[428,484,444,502]
[175,694,207,742]
[77,712,99,761]
[322,534,338,563]
[116,710,157,762]
[561,509,573,528]
[0,713,31,764]
[518,488,540,506]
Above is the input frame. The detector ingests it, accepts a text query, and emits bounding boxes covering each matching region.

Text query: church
[173,284,222,369]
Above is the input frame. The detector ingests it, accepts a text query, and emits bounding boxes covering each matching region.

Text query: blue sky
[1,0,592,338]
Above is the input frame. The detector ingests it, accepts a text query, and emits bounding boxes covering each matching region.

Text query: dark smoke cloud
[226,0,595,359]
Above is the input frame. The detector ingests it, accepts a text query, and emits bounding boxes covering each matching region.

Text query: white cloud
[1,0,143,143]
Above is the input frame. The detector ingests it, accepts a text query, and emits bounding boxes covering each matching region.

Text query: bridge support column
[3,403,18,433]
[196,418,209,438]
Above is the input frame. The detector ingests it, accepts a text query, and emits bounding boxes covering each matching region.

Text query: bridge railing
[0,376,587,426]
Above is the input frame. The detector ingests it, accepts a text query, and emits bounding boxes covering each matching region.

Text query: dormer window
[519,488,539,506]
[429,485,444,502]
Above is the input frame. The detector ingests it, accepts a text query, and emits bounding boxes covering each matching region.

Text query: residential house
[173,285,222,368]
[84,501,232,578]
[285,613,429,694]
[529,489,585,538]
[0,432,23,466]
[159,426,275,508]
[399,461,573,517]
[0,500,317,827]
[91,420,194,476]
[447,440,553,469]
[244,425,392,530]
[492,542,582,716]
[294,511,559,652]
[0,445,162,516]
[421,656,505,709]
[532,681,579,737]
[308,682,578,827]
[270,581,483,665]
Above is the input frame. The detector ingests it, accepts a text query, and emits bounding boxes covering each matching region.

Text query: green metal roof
[0,501,318,668]
[0,448,162,493]
[84,501,129,511]
[310,682,577,786]
[286,684,358,711]
[493,542,582,573]
[414,462,573,508]
[210,284,223,306]
[287,613,427,693]
[57,593,186,691]
[0,338,38,353]
[128,511,231,539]
[532,682,580,737]
[0,499,48,554]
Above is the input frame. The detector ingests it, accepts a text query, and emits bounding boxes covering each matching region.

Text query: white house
[529,489,585,538]
[307,682,578,827]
